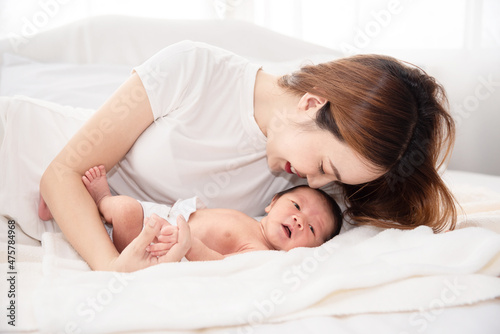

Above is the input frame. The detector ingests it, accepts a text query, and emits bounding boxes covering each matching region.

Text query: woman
[39,41,456,272]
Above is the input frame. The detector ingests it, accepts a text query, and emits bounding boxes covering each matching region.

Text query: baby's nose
[293,216,304,230]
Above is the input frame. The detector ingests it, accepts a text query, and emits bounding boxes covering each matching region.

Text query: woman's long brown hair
[278,54,457,232]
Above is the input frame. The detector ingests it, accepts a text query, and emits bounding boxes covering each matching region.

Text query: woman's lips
[285,162,302,178]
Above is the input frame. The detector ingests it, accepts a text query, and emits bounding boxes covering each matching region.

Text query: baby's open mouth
[282,224,291,238]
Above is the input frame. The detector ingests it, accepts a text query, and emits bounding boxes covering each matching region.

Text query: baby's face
[261,187,336,251]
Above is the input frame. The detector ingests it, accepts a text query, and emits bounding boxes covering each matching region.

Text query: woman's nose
[307,174,331,188]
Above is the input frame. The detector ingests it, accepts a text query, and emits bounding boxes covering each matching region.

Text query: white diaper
[104,196,206,240]
[139,196,207,226]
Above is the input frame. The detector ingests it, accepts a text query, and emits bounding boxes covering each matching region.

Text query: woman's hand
[157,215,192,263]
[109,215,192,272]
[109,216,164,272]
[147,214,179,257]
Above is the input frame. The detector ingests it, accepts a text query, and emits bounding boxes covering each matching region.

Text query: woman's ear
[298,93,327,114]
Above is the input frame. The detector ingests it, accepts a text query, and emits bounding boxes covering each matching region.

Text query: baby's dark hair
[274,185,343,241]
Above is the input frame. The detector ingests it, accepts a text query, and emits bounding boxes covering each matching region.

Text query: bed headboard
[0,15,341,65]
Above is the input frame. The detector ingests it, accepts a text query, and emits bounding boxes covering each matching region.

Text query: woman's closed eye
[318,161,325,174]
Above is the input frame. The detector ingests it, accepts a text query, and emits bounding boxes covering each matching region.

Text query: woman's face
[265,113,384,188]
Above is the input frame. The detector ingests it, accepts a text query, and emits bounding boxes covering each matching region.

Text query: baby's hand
[146,214,178,257]
[158,215,191,263]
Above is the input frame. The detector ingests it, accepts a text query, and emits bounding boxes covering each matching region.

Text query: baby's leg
[83,166,144,253]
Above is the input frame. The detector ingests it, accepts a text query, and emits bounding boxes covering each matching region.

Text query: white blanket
[27,188,500,333]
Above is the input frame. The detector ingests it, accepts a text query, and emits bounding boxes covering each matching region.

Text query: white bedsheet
[0,183,499,333]
[0,96,92,240]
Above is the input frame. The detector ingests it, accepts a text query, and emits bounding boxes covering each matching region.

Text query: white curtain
[1,0,498,51]
[1,0,499,175]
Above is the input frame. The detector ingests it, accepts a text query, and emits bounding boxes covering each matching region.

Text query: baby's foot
[38,194,53,221]
[82,165,112,207]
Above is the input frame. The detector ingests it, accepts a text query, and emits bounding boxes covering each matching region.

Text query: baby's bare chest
[189,209,262,254]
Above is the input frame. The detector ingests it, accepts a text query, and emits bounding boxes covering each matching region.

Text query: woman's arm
[185,238,262,261]
[40,73,155,271]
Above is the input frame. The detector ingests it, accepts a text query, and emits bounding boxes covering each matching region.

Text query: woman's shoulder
[155,40,243,62]
[139,40,249,80]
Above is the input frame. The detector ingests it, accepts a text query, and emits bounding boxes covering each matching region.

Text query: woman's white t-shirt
[107,41,303,217]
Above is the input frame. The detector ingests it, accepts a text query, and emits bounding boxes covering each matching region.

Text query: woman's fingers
[145,215,178,252]
[176,215,191,249]
[149,250,168,257]
[157,215,191,263]
[159,224,178,243]
[134,216,162,248]
[147,241,175,253]
[140,215,191,263]
[160,224,177,236]
[110,217,162,272]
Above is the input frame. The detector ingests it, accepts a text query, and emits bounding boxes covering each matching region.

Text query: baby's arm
[149,227,227,261]
[148,208,263,261]
[185,238,226,261]
[185,238,262,261]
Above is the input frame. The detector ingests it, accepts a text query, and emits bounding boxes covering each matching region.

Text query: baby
[39,166,342,261]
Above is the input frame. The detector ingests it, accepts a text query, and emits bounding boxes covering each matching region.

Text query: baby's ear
[265,195,278,213]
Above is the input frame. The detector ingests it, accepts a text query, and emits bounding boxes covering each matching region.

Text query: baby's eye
[309,225,315,235]
[293,202,300,210]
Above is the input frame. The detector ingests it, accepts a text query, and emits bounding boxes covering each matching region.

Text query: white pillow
[0,96,92,240]
[0,53,131,109]
[0,52,338,110]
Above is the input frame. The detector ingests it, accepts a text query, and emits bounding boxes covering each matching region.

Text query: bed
[1,16,499,334]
